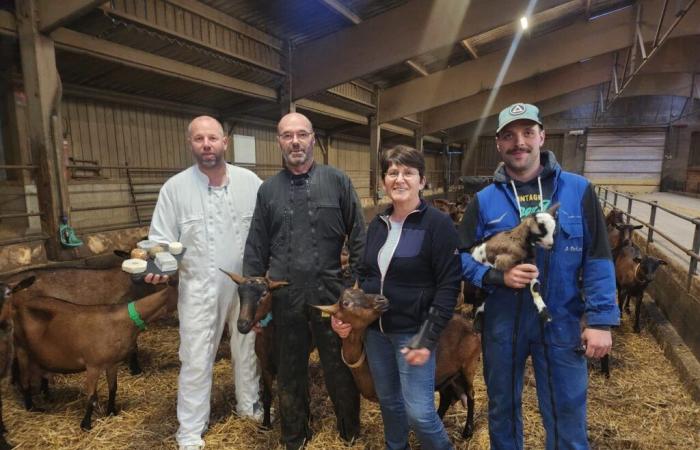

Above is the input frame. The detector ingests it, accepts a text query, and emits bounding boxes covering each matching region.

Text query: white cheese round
[169,241,183,255]
[122,258,148,274]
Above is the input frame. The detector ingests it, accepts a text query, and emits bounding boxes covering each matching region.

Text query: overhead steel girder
[447,72,700,143]
[423,36,700,134]
[379,0,700,124]
[291,0,565,100]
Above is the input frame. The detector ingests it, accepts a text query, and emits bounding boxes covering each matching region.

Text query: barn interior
[1,1,700,449]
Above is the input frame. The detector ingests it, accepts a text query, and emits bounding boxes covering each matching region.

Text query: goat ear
[12,275,36,293]
[267,278,289,290]
[633,225,643,230]
[546,202,560,216]
[312,303,340,315]
[219,268,246,285]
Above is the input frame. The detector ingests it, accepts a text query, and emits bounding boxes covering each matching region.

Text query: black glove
[406,306,447,351]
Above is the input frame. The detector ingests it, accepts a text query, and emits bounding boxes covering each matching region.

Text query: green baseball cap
[497,103,543,133]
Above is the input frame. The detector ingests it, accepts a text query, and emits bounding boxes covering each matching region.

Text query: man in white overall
[148,116,262,450]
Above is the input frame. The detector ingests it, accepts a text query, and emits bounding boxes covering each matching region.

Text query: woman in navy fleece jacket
[333,145,461,450]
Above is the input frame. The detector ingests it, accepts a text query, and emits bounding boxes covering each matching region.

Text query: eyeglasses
[385,169,420,180]
[278,131,314,142]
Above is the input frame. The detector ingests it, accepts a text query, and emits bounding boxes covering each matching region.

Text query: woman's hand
[331,315,351,339]
[401,347,431,366]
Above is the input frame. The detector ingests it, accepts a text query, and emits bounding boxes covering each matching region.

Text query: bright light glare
[520,16,529,30]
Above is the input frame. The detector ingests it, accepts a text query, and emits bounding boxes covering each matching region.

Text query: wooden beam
[423,35,700,133]
[405,60,430,77]
[166,0,283,51]
[292,0,565,99]
[460,39,478,59]
[319,0,362,24]
[99,5,284,75]
[447,70,699,143]
[16,0,69,258]
[51,28,277,101]
[38,0,105,33]
[378,0,700,123]
[0,9,16,37]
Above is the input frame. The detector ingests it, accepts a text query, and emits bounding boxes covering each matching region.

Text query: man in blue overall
[459,103,619,449]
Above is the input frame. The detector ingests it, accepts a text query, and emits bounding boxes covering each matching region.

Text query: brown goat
[13,284,177,430]
[432,198,464,225]
[220,270,287,429]
[9,258,176,376]
[0,276,35,450]
[315,285,482,439]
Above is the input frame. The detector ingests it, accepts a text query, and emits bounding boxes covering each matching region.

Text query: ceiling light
[520,16,529,30]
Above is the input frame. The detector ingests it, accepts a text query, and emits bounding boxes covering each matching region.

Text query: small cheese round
[168,241,183,255]
[130,248,148,260]
[148,245,165,258]
[122,258,147,274]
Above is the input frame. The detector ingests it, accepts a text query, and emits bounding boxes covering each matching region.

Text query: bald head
[188,116,224,139]
[277,112,313,135]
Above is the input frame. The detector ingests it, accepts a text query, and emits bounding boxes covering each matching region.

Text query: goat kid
[315,284,481,439]
[13,283,177,430]
[0,276,35,450]
[470,204,559,325]
[220,270,287,429]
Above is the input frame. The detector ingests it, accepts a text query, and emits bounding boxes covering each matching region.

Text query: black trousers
[272,287,360,450]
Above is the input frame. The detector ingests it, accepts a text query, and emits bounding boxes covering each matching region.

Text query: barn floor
[3,312,699,450]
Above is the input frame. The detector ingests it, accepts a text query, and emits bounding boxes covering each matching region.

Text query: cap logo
[510,104,526,115]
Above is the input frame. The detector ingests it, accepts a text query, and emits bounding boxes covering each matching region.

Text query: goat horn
[267,279,289,290]
[353,280,359,290]
[219,269,246,285]
[311,303,340,315]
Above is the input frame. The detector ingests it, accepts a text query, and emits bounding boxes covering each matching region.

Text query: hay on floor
[3,308,699,449]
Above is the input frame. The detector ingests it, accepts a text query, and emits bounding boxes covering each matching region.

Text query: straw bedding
[3,311,699,449]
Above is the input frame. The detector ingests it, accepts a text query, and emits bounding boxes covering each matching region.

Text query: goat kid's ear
[12,275,36,293]
[219,269,246,285]
[633,225,643,230]
[546,203,560,216]
[312,303,340,315]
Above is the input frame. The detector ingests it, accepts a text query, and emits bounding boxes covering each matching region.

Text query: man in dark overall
[243,112,364,449]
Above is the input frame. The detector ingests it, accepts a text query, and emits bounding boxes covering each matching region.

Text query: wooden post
[280,40,295,116]
[369,114,381,205]
[16,0,68,259]
[415,128,424,152]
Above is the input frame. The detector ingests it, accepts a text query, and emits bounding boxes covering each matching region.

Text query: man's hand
[144,273,170,285]
[503,263,539,289]
[331,315,352,339]
[400,347,431,366]
[581,328,612,359]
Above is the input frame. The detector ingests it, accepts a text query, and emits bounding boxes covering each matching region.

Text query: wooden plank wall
[329,137,370,200]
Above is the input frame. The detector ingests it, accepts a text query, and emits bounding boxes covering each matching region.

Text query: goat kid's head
[220,270,288,334]
[529,203,559,250]
[0,275,35,320]
[633,256,667,283]
[313,281,390,331]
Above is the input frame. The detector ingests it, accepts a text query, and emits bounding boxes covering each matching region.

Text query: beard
[195,153,223,168]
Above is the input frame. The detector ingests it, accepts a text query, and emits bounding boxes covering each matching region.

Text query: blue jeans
[365,328,453,450]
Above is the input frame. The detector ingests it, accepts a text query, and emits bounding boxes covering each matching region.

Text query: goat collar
[128,302,147,331]
[341,345,366,369]
[259,312,273,328]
